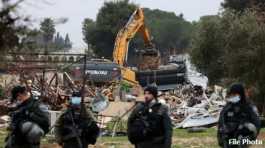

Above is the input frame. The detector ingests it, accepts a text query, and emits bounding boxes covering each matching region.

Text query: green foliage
[96,0,137,35]
[129,8,193,64]
[222,0,265,11]
[54,32,72,50]
[222,11,265,106]
[221,11,260,83]
[0,0,28,52]
[82,18,96,51]
[191,10,265,112]
[222,0,251,11]
[141,8,193,51]
[64,33,72,49]
[120,81,132,92]
[40,18,55,44]
[82,0,193,61]
[54,32,65,49]
[190,15,225,84]
[105,119,128,133]
[21,22,72,52]
[18,29,40,52]
[1,2,71,53]
[82,0,136,58]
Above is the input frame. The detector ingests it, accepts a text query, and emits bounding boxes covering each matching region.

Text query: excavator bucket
[137,48,161,70]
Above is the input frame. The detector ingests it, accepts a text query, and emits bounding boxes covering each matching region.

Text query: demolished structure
[158,84,227,128]
[0,52,229,135]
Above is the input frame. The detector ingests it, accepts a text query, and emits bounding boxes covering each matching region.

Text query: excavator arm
[113,8,157,66]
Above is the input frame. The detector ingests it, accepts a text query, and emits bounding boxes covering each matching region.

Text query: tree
[221,10,265,112]
[0,0,28,52]
[82,18,95,49]
[40,18,55,52]
[20,29,42,52]
[82,0,136,58]
[222,0,251,11]
[190,15,226,85]
[190,10,265,113]
[54,32,64,50]
[222,0,265,11]
[126,8,193,65]
[222,0,265,23]
[141,8,193,51]
[64,33,72,49]
[82,0,194,62]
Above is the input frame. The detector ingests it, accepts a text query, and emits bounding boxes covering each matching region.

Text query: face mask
[227,95,240,103]
[14,97,23,105]
[70,97,81,105]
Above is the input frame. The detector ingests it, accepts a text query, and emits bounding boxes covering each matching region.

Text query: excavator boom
[113,8,159,67]
[112,8,160,85]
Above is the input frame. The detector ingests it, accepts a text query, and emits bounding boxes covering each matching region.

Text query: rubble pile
[138,55,160,70]
[0,58,227,130]
[158,85,227,128]
[0,70,121,112]
[0,100,9,116]
[0,72,121,128]
[0,115,10,128]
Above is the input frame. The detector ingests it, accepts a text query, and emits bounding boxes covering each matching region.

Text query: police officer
[217,83,261,148]
[54,92,99,148]
[127,85,172,148]
[5,85,50,148]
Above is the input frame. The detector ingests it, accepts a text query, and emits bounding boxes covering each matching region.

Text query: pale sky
[20,0,224,49]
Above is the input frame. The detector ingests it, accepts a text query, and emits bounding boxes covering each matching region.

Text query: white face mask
[227,95,241,103]
[14,100,23,106]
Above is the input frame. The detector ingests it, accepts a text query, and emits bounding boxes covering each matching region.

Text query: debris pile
[138,54,161,70]
[158,85,226,128]
[0,54,227,130]
[0,115,10,128]
[0,70,122,111]
[0,100,9,116]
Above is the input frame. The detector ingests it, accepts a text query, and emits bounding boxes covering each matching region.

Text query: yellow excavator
[112,8,160,85]
[85,8,186,87]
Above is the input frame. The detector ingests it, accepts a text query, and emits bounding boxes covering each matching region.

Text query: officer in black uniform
[5,85,50,148]
[127,85,172,148]
[54,92,99,148]
[217,83,261,148]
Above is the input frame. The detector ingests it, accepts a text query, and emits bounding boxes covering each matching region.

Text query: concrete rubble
[0,115,10,128]
[158,85,227,128]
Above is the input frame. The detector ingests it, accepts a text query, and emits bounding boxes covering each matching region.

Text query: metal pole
[81,55,87,104]
[41,69,45,100]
